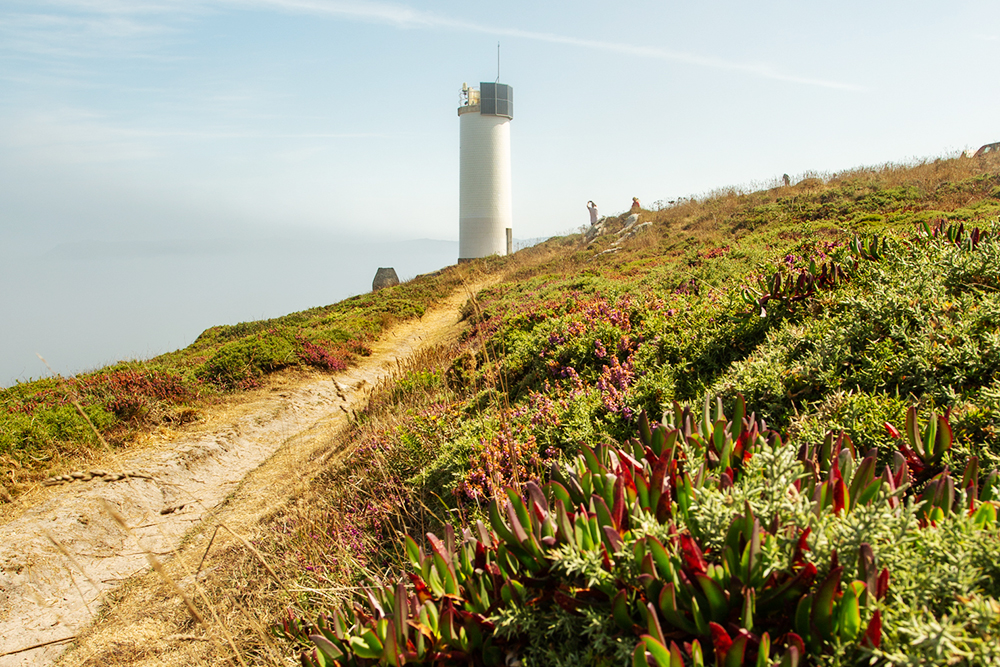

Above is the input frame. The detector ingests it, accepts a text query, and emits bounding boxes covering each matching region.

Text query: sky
[1,0,999,384]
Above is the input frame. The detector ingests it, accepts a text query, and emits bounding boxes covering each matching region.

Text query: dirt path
[0,279,486,666]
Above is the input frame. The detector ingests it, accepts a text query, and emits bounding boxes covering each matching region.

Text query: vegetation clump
[279,402,999,666]
[262,154,1000,666]
[6,154,1000,666]
[0,264,482,496]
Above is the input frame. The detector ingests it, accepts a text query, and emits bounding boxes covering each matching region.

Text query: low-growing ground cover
[263,155,1000,666]
[0,260,494,497]
[282,404,1000,666]
[6,153,999,665]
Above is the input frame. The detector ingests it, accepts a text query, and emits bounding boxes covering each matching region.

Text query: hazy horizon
[0,234,466,388]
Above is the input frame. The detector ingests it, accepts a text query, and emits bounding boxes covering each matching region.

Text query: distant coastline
[0,236,460,387]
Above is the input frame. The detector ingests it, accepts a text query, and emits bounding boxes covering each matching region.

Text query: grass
[0,259,499,499]
[16,151,1000,666]
[267,152,1000,666]
[48,286,500,666]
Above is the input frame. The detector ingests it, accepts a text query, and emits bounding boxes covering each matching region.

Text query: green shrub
[196,328,297,389]
[872,513,1000,665]
[789,391,911,465]
[0,402,115,462]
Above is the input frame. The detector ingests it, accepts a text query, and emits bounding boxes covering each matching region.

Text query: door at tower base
[458,95,512,261]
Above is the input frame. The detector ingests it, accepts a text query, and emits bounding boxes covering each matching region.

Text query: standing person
[630,197,641,215]
[587,200,598,226]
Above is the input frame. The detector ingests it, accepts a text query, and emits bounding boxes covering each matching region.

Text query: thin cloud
[228,0,446,29]
[234,0,863,91]
[6,0,862,90]
[0,10,179,60]
[488,27,863,91]
[27,0,205,16]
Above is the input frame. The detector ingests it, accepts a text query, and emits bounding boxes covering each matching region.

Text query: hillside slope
[270,155,1000,667]
[0,279,491,666]
[6,153,1000,667]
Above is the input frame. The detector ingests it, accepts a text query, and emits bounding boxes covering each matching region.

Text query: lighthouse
[458,81,513,262]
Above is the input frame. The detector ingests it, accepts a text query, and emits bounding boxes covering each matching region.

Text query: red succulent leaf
[733,432,747,461]
[612,474,626,529]
[883,422,901,439]
[708,622,733,658]
[505,502,529,544]
[530,501,547,525]
[602,525,625,554]
[474,541,488,571]
[784,633,805,665]
[720,470,734,491]
[898,443,926,476]
[408,573,433,603]
[620,464,638,497]
[655,486,673,523]
[876,568,890,601]
[792,527,811,566]
[863,609,882,648]
[618,449,643,470]
[831,467,847,514]
[650,456,670,501]
[426,533,450,562]
[526,480,549,515]
[678,534,708,575]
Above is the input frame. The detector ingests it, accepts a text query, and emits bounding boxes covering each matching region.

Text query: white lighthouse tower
[458,81,513,262]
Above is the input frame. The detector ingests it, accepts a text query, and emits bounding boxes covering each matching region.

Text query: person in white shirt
[587,201,598,226]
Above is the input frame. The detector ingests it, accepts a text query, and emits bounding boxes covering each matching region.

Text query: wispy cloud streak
[0,9,180,60]
[5,0,862,91]
[231,0,863,91]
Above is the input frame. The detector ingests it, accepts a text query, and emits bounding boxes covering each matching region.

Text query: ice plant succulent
[276,393,1000,666]
[740,258,850,318]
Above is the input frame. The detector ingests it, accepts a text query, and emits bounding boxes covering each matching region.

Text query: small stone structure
[372,267,400,291]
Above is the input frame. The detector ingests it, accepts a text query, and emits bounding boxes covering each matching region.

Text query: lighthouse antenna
[496,42,500,83]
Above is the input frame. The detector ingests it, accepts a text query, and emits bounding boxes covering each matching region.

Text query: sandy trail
[0,280,483,666]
